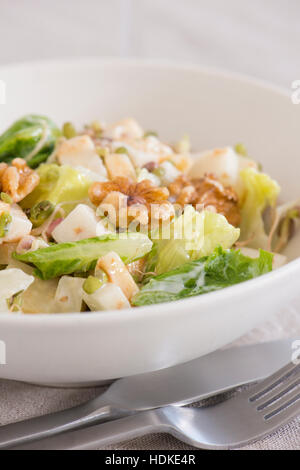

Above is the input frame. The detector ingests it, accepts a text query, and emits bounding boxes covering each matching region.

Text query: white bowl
[0,58,299,386]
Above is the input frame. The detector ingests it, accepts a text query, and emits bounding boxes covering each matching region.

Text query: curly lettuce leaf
[133,247,273,306]
[0,115,61,168]
[21,164,91,214]
[238,168,280,249]
[148,206,240,275]
[13,233,152,280]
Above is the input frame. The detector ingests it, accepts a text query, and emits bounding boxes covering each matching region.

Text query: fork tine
[248,362,300,402]
[255,376,300,411]
[263,388,300,425]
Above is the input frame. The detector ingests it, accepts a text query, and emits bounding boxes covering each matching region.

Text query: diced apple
[110,142,159,168]
[54,276,85,313]
[97,251,139,300]
[189,147,239,187]
[98,192,128,228]
[137,168,161,187]
[167,153,193,173]
[0,268,34,312]
[52,204,110,243]
[158,161,181,185]
[105,153,136,180]
[189,147,259,188]
[109,134,174,168]
[22,278,59,314]
[75,166,107,183]
[0,204,32,244]
[7,258,34,275]
[128,147,159,167]
[103,118,144,140]
[56,135,107,178]
[83,283,130,311]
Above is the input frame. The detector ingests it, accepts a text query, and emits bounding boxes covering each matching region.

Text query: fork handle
[0,394,132,449]
[11,410,167,450]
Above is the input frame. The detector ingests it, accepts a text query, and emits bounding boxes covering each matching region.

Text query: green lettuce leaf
[148,206,240,275]
[133,247,273,306]
[0,115,61,168]
[13,233,153,280]
[238,168,280,249]
[21,164,91,214]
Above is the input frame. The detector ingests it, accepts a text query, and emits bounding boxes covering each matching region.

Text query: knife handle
[0,393,131,449]
[12,410,167,450]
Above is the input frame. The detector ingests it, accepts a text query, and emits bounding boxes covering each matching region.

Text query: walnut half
[168,174,241,227]
[89,177,175,227]
[0,158,40,203]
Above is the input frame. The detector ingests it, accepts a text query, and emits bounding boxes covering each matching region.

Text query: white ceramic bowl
[0,59,299,386]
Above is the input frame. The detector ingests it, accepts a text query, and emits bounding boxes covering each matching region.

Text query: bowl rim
[0,55,291,96]
[0,56,298,324]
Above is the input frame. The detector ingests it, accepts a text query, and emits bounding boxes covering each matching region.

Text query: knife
[0,338,294,449]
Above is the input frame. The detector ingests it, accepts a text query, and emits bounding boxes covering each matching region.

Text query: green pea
[144,131,158,138]
[0,212,12,238]
[234,143,248,157]
[62,122,77,139]
[83,276,103,295]
[90,120,103,135]
[1,192,13,204]
[115,147,129,155]
[30,200,55,227]
[153,167,165,178]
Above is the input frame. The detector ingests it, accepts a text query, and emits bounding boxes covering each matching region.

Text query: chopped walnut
[0,158,40,203]
[169,174,241,227]
[89,177,174,227]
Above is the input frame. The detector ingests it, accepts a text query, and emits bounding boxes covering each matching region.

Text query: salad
[0,114,298,314]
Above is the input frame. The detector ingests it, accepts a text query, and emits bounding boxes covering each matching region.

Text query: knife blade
[0,338,295,449]
[105,338,295,408]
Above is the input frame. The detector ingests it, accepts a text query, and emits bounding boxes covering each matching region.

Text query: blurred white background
[0,0,299,88]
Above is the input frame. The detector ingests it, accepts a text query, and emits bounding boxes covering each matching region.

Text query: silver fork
[13,362,300,450]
